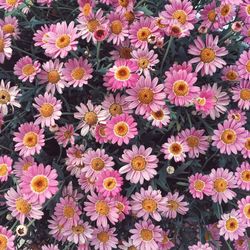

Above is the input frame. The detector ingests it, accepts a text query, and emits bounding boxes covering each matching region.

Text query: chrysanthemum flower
[113,0,135,14]
[239,2,250,25]
[103,59,139,91]
[13,122,45,157]
[54,124,77,148]
[96,170,123,197]
[236,50,250,80]
[188,242,213,250]
[161,192,189,219]
[188,34,228,76]
[221,65,239,82]
[61,181,83,202]
[212,119,247,155]
[209,168,237,204]
[0,80,20,115]
[33,24,55,47]
[131,186,167,221]
[62,57,93,87]
[48,215,67,242]
[119,144,158,184]
[90,225,118,250]
[227,109,247,126]
[115,194,131,221]
[20,164,58,204]
[78,172,96,193]
[242,132,250,159]
[66,144,85,167]
[189,173,213,200]
[14,56,41,83]
[5,187,43,224]
[0,16,20,40]
[0,0,23,12]
[0,29,12,64]
[145,105,170,128]
[44,21,80,58]
[13,156,36,179]
[126,76,165,115]
[218,209,246,241]
[106,113,138,146]
[94,123,109,144]
[74,101,109,136]
[84,192,119,227]
[33,92,62,128]
[216,3,235,27]
[119,239,137,250]
[232,80,250,110]
[161,136,188,162]
[129,219,163,250]
[77,0,95,18]
[233,235,249,250]
[158,230,175,250]
[0,155,12,182]
[235,162,250,191]
[238,196,250,227]
[0,225,15,250]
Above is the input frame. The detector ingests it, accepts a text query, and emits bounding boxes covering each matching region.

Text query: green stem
[225,240,233,250]
[12,45,45,61]
[10,220,18,231]
[160,36,174,73]
[96,42,101,71]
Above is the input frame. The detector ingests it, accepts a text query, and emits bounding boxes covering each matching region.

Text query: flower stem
[96,42,101,71]
[160,36,174,74]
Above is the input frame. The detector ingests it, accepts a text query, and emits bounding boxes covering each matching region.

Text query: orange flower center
[71,67,85,80]
[220,4,231,17]
[113,121,129,137]
[56,34,70,48]
[84,111,98,125]
[138,57,150,69]
[22,64,35,76]
[23,132,38,148]
[0,164,8,177]
[87,19,100,32]
[241,170,250,182]
[63,205,75,218]
[169,143,182,155]
[115,66,131,81]
[97,231,109,243]
[16,198,31,214]
[111,20,123,35]
[0,38,4,53]
[140,229,153,241]
[208,10,216,22]
[124,11,135,24]
[200,48,216,63]
[82,3,91,17]
[95,200,109,215]
[48,70,60,84]
[30,175,48,193]
[167,200,179,210]
[91,157,105,171]
[131,155,146,171]
[138,88,154,104]
[137,27,151,41]
[109,103,123,116]
[194,180,205,191]
[226,70,238,81]
[151,110,164,120]
[40,103,54,117]
[221,129,236,144]
[243,204,250,219]
[186,136,199,148]
[118,0,129,7]
[240,89,250,100]
[103,177,117,191]
[225,218,238,232]
[172,10,187,25]
[244,138,250,150]
[72,225,85,234]
[173,80,189,96]
[6,0,17,5]
[0,90,10,104]
[214,178,227,192]
[2,24,14,34]
[142,198,157,212]
[0,234,7,250]
[119,47,132,59]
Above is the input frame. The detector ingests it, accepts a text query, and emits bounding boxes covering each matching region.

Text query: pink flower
[145,105,170,128]
[61,181,83,202]
[41,244,59,250]
[119,144,158,184]
[0,155,12,182]
[20,164,58,204]
[216,3,235,27]
[232,80,250,110]
[0,225,15,250]
[241,132,250,159]
[233,235,249,250]
[0,0,23,12]
[48,215,67,242]
[106,113,138,146]
[188,242,213,250]
[78,172,96,193]
[238,2,250,24]
[13,156,36,179]
[241,23,250,45]
[227,109,247,126]
[221,65,239,82]
[188,34,228,76]
[158,230,175,250]
[94,124,109,144]
[212,119,247,155]
[66,144,85,167]
[33,24,55,47]
[209,168,237,204]
[189,173,213,200]
[0,29,12,64]
[54,124,77,148]
[238,196,250,227]
[114,194,131,221]
[13,122,45,157]
[236,50,250,80]
[235,162,250,191]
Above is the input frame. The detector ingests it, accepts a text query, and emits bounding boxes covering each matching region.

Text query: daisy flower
[221,65,239,83]
[13,156,36,179]
[94,123,109,144]
[235,162,250,191]
[161,192,189,219]
[131,48,159,75]
[62,57,93,87]
[216,3,235,27]
[209,168,237,204]
[161,136,189,162]
[188,173,213,200]
[66,144,85,167]
[77,0,95,18]
[5,187,43,224]
[179,128,209,158]
[212,119,247,155]
[236,50,250,80]
[145,105,170,128]
[238,2,250,24]
[125,76,166,115]
[109,39,132,60]
[0,0,23,11]
[13,122,45,157]
[103,59,139,91]
[54,124,77,148]
[0,80,20,115]
[188,242,213,250]
[33,92,62,128]
[96,170,123,197]
[0,155,12,182]
[48,215,67,242]
[232,80,250,110]
[113,0,135,14]
[0,226,15,250]
[74,100,109,136]
[238,196,250,227]
[129,16,160,50]
[61,181,83,202]
[119,144,158,184]
[0,29,12,64]
[106,113,138,146]
[90,225,118,250]
[33,24,55,48]
[14,56,41,83]
[119,239,137,250]
[0,16,20,39]
[241,23,250,45]
[242,133,250,159]
[38,59,65,94]
[82,148,114,179]
[44,21,80,58]
[227,109,247,126]
[84,192,119,227]
[129,219,163,250]
[78,172,96,193]
[233,236,249,250]
[188,34,228,76]
[131,186,167,221]
[20,164,58,204]
[115,194,131,221]
[204,223,221,246]
[218,209,246,241]
[158,230,175,250]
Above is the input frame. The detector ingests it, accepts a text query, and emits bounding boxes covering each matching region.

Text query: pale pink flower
[13,156,36,179]
[48,215,67,242]
[0,29,12,63]
[0,155,12,182]
[0,226,15,250]
[241,132,250,159]
[233,236,250,250]
[232,80,250,110]
[237,196,250,227]
[94,123,109,144]
[145,105,170,128]
[78,172,96,193]
[158,230,175,250]
[114,194,131,221]
[188,242,213,250]
[54,124,77,148]
[33,24,56,47]
[227,109,247,126]
[221,65,239,83]
[0,0,23,11]
[41,244,59,250]
[235,162,250,191]
[239,2,250,25]
[236,50,250,80]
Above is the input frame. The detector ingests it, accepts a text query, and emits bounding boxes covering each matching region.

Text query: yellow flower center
[40,103,54,117]
[30,175,49,193]
[6,0,17,5]
[0,90,10,104]
[124,11,135,24]
[116,202,124,213]
[0,234,7,250]
[16,198,31,215]
[103,177,117,191]
[22,162,32,171]
[151,110,164,120]
[208,10,216,22]
[22,64,35,76]
[225,218,239,232]
[246,60,250,72]
[87,19,100,32]
[0,164,7,176]
[84,111,98,125]
[138,88,154,104]
[186,136,199,148]
[172,10,187,25]
[111,20,123,35]
[241,170,250,182]
[115,66,131,81]
[138,58,150,69]
[194,180,205,191]
[196,97,206,106]
[109,103,123,116]
[220,4,231,16]
[97,231,109,243]
[113,121,129,137]
[72,225,85,234]
[128,246,137,250]
[0,39,4,52]
[98,125,106,137]
[91,157,105,171]
[71,67,85,80]
[23,132,38,148]
[173,80,189,96]
[142,198,157,212]
[2,24,14,34]
[156,18,166,28]
[240,89,250,100]
[118,0,129,7]
[63,205,75,218]
[247,5,250,15]
[169,143,182,156]
[167,200,179,211]
[48,70,60,84]
[243,204,250,219]
[64,130,72,139]
[226,70,238,81]
[200,48,216,63]
[131,156,146,171]
[82,3,91,16]
[140,229,153,241]
[137,27,151,41]
[56,34,70,49]
[214,178,228,192]
[221,129,236,144]
[119,47,132,59]
[95,200,109,215]
[244,138,250,150]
